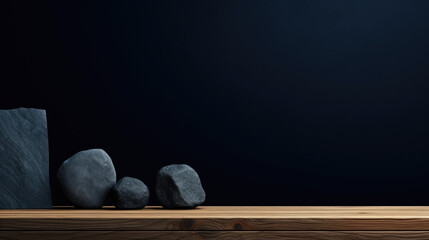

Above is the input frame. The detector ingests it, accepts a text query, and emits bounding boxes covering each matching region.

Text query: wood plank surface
[2,206,429,231]
[2,231,429,240]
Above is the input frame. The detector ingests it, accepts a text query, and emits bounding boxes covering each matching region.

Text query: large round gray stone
[156,164,205,209]
[57,149,116,208]
[111,177,150,209]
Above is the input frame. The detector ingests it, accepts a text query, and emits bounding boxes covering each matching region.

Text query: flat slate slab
[0,108,52,209]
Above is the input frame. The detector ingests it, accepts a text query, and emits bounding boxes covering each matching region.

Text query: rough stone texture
[111,177,150,209]
[57,149,116,208]
[0,108,52,209]
[156,164,205,209]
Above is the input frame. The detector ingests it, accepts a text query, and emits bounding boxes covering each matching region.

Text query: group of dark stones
[57,149,206,209]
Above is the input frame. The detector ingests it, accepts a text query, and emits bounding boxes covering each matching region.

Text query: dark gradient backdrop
[3,0,429,205]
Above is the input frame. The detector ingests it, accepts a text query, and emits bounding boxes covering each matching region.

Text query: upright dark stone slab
[0,108,52,209]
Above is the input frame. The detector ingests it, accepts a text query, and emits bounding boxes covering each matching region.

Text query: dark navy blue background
[3,0,429,205]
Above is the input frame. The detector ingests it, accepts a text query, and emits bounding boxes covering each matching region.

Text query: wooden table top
[2,206,429,231]
[3,206,429,218]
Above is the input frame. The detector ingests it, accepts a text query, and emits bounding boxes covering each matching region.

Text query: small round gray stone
[111,177,150,209]
[156,164,206,209]
[57,149,116,208]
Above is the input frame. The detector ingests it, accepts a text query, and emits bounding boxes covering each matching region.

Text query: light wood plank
[1,231,429,240]
[2,206,429,230]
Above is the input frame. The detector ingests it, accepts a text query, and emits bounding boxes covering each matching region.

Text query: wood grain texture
[2,231,429,240]
[2,206,429,231]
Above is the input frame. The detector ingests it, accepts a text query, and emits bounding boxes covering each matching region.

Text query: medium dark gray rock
[57,149,116,208]
[156,164,205,209]
[0,108,52,209]
[111,177,150,209]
